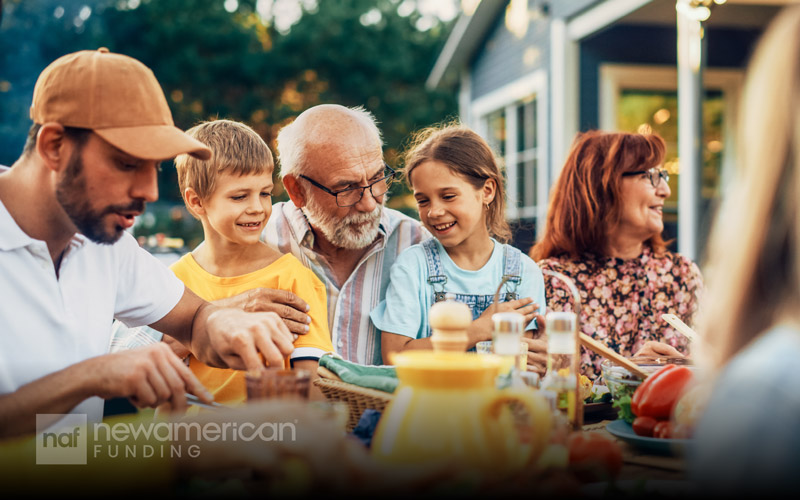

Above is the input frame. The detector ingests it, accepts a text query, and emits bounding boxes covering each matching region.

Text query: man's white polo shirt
[0,198,184,423]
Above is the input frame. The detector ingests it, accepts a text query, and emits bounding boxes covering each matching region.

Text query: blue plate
[606,420,691,456]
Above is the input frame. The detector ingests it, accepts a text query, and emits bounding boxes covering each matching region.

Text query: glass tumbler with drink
[245,368,311,401]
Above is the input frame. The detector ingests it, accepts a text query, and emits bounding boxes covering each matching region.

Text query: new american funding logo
[36,414,88,465]
[35,413,297,465]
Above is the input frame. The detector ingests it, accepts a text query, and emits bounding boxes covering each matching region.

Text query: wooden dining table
[171,401,691,497]
[583,419,687,482]
[582,403,686,476]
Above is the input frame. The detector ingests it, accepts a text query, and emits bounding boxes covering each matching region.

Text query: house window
[482,96,542,221]
[485,109,506,157]
[600,64,742,250]
[515,99,538,217]
[615,90,725,235]
[470,71,548,246]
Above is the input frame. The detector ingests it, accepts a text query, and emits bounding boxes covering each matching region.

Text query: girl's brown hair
[530,130,667,261]
[402,123,511,243]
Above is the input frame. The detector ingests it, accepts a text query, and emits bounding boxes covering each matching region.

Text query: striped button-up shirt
[263,201,428,365]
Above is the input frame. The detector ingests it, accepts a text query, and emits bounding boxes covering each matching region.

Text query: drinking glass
[245,369,311,401]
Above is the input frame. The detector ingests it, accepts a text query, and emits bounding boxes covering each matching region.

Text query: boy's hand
[214,288,312,336]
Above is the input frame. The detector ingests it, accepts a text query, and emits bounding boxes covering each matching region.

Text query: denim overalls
[422,239,522,338]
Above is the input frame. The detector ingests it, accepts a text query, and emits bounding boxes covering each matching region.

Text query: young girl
[370,124,546,368]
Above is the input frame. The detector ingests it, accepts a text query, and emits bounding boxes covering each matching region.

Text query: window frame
[470,70,549,225]
[599,64,743,189]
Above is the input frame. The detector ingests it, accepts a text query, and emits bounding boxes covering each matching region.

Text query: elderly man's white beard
[302,195,383,250]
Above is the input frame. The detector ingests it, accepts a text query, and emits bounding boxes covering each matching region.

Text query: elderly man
[261,105,428,365]
[0,49,294,438]
[256,105,551,371]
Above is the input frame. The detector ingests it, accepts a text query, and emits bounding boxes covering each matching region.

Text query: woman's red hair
[530,130,668,261]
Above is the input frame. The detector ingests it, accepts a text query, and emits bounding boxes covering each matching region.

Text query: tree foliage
[0,0,457,227]
[276,0,456,164]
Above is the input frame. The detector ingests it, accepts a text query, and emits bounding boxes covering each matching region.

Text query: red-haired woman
[530,130,703,380]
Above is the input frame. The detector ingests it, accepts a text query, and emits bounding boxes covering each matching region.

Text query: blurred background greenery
[0,0,458,251]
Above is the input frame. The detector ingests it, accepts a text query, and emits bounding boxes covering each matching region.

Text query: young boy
[166,119,332,404]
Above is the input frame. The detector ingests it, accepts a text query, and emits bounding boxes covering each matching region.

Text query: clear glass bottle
[491,311,524,378]
[540,311,580,427]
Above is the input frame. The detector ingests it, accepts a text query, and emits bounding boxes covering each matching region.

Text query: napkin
[318,353,398,393]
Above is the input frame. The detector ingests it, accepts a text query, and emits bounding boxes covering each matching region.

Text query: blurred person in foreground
[0,49,294,439]
[691,5,800,495]
[530,131,703,380]
[261,104,429,365]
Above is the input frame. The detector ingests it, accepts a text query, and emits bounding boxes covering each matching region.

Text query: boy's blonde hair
[175,119,274,217]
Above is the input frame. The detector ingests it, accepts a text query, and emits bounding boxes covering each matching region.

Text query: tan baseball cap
[30,48,211,160]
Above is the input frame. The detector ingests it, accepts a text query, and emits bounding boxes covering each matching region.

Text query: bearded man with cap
[0,48,296,439]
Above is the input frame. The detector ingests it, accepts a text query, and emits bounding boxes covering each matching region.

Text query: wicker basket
[313,367,394,432]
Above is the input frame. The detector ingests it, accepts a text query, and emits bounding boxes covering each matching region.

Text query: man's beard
[55,150,145,245]
[302,194,383,250]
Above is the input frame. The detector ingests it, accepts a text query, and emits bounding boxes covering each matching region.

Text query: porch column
[676,1,706,261]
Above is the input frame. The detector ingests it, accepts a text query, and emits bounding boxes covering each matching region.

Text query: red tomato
[632,416,659,437]
[631,364,694,419]
[653,420,673,439]
[567,432,623,482]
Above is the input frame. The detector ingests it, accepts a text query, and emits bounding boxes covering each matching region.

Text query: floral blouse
[537,244,703,380]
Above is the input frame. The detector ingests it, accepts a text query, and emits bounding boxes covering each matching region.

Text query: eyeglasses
[622,167,669,188]
[299,163,395,207]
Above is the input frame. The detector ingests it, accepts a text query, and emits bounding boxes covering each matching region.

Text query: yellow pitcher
[371,351,552,480]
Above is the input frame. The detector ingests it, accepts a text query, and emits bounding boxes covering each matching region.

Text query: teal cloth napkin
[319,353,398,393]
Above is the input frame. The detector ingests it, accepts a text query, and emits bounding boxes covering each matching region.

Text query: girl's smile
[411,160,496,265]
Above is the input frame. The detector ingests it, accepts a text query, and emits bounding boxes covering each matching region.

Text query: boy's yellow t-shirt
[170,252,332,405]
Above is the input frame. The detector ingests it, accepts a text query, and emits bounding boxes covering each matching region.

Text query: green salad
[611,387,637,424]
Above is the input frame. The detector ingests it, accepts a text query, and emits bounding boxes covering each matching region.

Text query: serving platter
[605,420,691,456]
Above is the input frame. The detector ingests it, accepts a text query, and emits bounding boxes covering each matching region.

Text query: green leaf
[612,395,636,424]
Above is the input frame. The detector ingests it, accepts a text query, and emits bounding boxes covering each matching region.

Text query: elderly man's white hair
[276,104,383,179]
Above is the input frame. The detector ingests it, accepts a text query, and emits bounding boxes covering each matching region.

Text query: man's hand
[633,340,684,358]
[216,288,311,336]
[0,343,213,439]
[163,334,191,359]
[152,288,296,373]
[191,307,295,372]
[90,343,212,411]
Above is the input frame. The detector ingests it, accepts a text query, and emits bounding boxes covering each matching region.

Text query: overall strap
[501,244,522,301]
[422,239,448,302]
